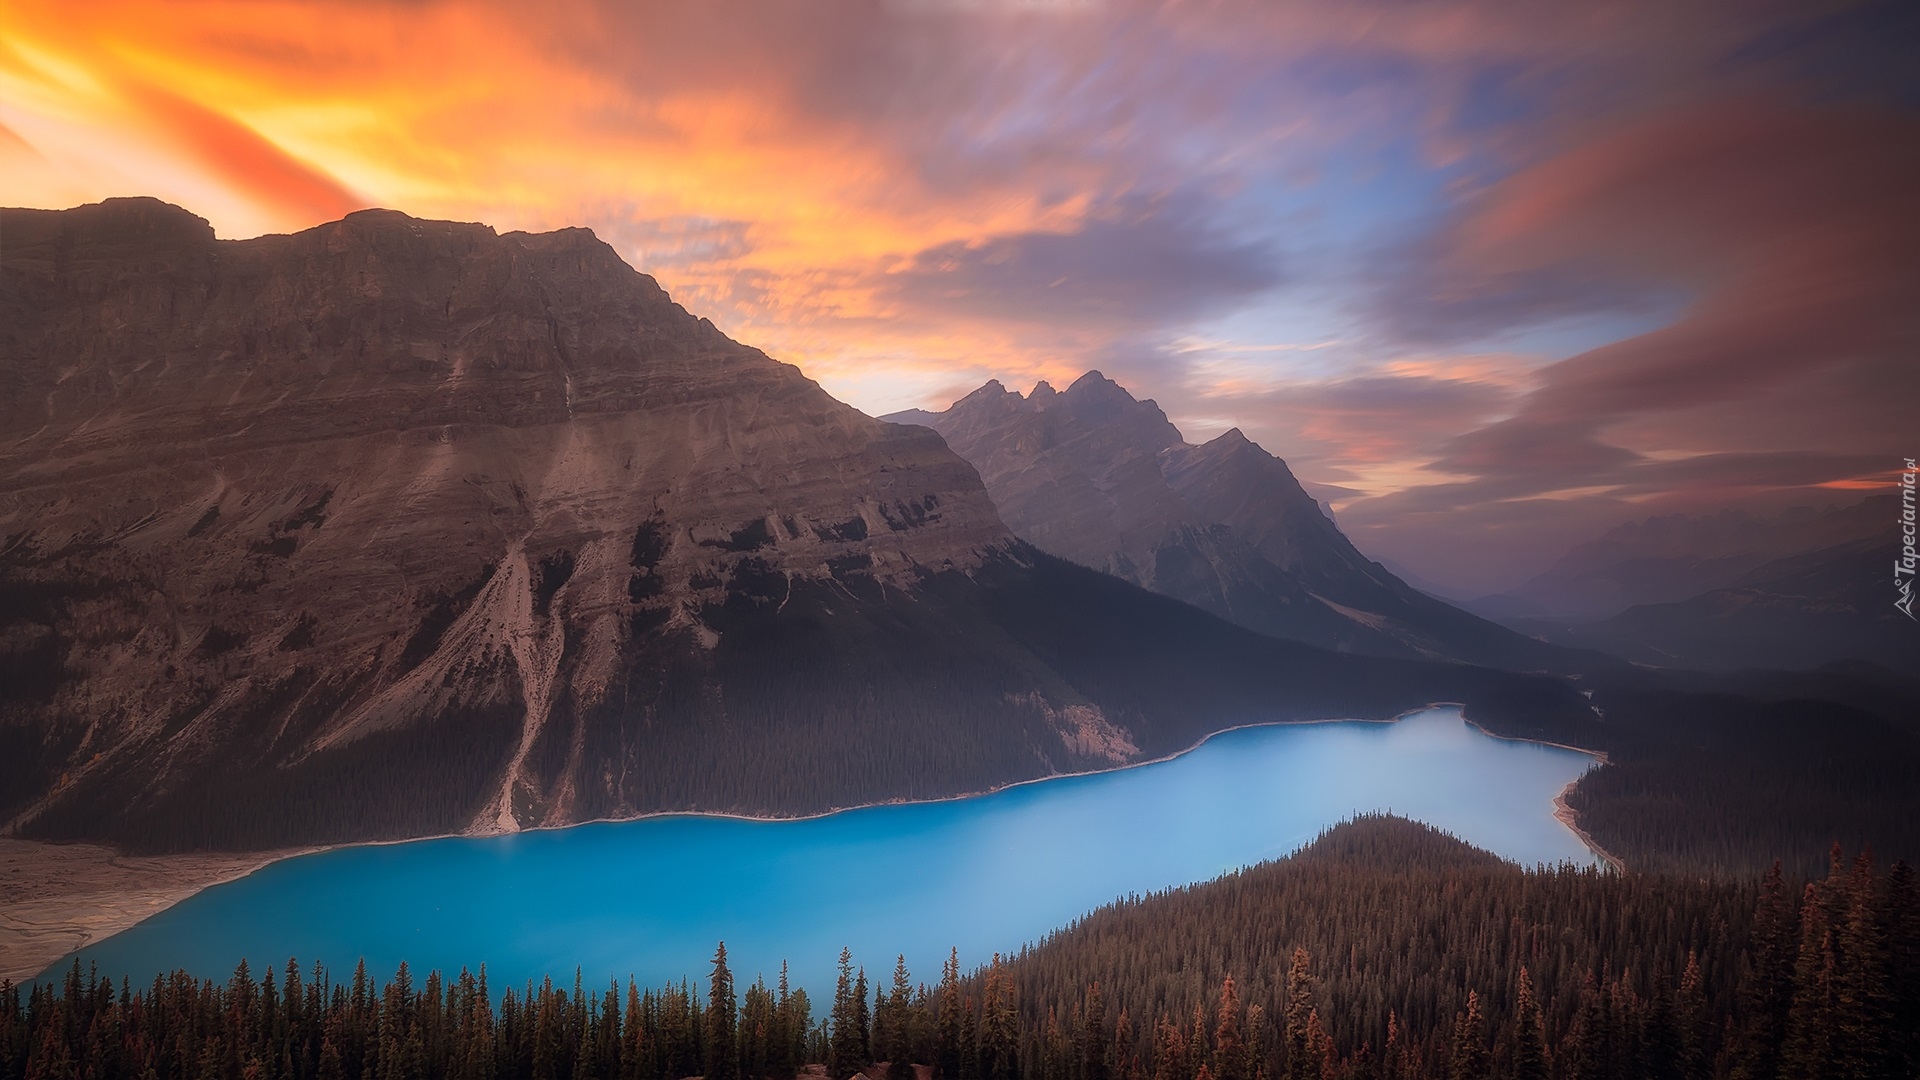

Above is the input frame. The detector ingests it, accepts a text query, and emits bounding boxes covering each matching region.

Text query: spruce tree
[831,949,863,1080]
[1079,983,1109,1080]
[1736,863,1798,1080]
[1886,861,1920,1080]
[959,996,981,1080]
[981,958,1019,1080]
[1446,991,1487,1080]
[856,971,873,1069]
[937,951,963,1080]
[1282,949,1315,1080]
[1211,977,1241,1080]
[1675,953,1709,1080]
[1301,1011,1329,1080]
[885,956,915,1080]
[1151,1013,1186,1080]
[1835,851,1890,1079]
[706,943,739,1080]
[1781,882,1839,1080]
[1510,970,1547,1080]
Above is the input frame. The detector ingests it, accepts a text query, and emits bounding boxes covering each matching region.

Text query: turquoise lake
[40,708,1599,1000]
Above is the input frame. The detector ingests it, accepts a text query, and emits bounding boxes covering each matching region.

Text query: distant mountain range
[1470,499,1891,621]
[0,199,1587,853]
[886,373,1579,672]
[1507,508,1918,675]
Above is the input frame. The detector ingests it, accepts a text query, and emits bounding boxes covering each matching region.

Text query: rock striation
[0,200,1588,853]
[887,373,1579,670]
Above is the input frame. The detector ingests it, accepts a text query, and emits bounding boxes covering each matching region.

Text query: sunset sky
[3,0,1914,592]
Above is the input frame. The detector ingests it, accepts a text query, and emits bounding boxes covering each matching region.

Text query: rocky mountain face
[887,374,1578,670]
[0,199,1588,853]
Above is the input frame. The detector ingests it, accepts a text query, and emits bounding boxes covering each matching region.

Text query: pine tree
[1302,1011,1330,1080]
[1887,861,1920,1080]
[884,956,915,1080]
[1113,1006,1137,1080]
[1735,862,1798,1080]
[1079,983,1109,1080]
[1446,991,1487,1080]
[1282,950,1315,1080]
[1781,882,1838,1080]
[1211,977,1241,1080]
[980,958,1019,1080]
[620,981,648,1080]
[707,943,739,1080]
[831,950,864,1080]
[1643,963,1680,1080]
[1835,851,1890,1079]
[1382,1012,1408,1080]
[959,996,981,1080]
[938,950,964,1080]
[856,970,873,1069]
[772,963,795,1080]
[1510,970,1547,1080]
[742,978,773,1080]
[1151,1014,1186,1080]
[1239,1004,1262,1080]
[1675,953,1709,1080]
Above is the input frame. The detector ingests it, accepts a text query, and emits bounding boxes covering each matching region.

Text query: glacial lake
[40,708,1598,999]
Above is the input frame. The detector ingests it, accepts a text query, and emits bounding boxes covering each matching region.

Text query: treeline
[7,817,1918,1080]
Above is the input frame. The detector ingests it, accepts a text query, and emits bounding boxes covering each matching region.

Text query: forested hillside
[7,817,1916,1080]
[1549,666,1920,877]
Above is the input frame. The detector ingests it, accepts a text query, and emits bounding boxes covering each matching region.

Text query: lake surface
[41,708,1598,1000]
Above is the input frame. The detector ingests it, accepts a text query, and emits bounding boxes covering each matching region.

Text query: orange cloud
[123,80,362,227]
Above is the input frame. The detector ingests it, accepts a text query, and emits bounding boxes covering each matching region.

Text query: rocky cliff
[0,200,1589,852]
[888,374,1580,670]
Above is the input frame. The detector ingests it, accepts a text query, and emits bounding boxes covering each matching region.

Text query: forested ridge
[1549,666,1920,878]
[7,817,1916,1080]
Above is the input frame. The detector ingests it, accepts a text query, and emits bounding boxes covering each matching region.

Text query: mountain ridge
[885,373,1587,672]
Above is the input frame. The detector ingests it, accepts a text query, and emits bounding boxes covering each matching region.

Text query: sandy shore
[1552,782,1627,873]
[0,839,314,983]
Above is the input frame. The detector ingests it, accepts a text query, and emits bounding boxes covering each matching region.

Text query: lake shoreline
[3,703,1603,983]
[1459,719,1623,872]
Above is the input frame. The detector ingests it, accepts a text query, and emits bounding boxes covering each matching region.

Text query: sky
[2,0,1915,594]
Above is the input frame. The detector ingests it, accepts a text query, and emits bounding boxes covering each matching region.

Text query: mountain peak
[9,197,217,254]
[1061,370,1151,427]
[1199,427,1271,462]
[912,368,1570,671]
[1029,380,1058,400]
[1066,369,1129,397]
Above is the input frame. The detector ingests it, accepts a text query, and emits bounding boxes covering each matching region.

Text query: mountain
[884,374,1580,671]
[0,199,1588,853]
[1531,525,1920,675]
[1473,499,1887,620]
